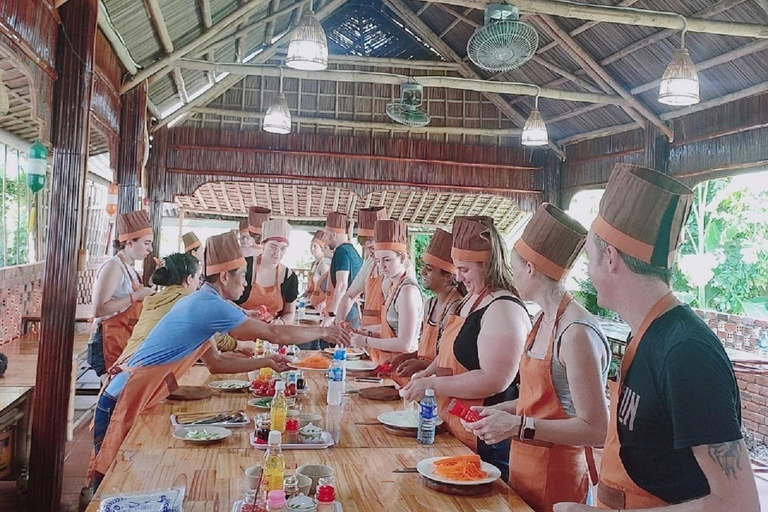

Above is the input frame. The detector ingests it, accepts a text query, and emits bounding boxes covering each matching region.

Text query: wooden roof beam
[535,14,674,140]
[98,1,139,75]
[197,0,216,84]
[434,4,475,38]
[122,0,273,92]
[383,0,566,158]
[155,0,349,129]
[144,0,189,103]
[177,60,626,105]
[425,0,768,38]
[264,0,282,43]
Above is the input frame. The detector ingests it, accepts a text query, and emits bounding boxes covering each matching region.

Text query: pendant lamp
[285,2,328,71]
[263,67,292,134]
[521,87,548,147]
[658,17,699,106]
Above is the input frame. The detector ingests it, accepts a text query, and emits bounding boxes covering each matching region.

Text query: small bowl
[299,423,323,444]
[296,465,334,495]
[296,474,312,497]
[296,413,322,428]
[244,465,262,490]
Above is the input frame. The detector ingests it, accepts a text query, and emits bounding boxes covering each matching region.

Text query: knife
[392,467,418,473]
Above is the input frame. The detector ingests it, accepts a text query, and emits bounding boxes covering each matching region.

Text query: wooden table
[0,387,33,480]
[87,361,534,512]
[20,304,93,334]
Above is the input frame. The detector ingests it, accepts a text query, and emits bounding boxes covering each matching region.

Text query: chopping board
[358,385,400,401]
[421,476,494,496]
[167,386,213,401]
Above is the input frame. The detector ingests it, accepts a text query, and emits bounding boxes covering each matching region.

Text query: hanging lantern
[27,139,48,193]
[263,68,291,134]
[285,8,328,71]
[106,183,119,216]
[658,19,699,107]
[521,88,548,147]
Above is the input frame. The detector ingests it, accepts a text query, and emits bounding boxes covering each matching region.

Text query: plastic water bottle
[326,350,346,405]
[417,388,437,445]
[298,297,306,320]
[335,346,348,381]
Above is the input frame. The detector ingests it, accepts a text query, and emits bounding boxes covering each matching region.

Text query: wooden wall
[91,29,123,168]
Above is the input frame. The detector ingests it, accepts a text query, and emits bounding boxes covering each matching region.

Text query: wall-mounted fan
[467,4,538,73]
[386,84,430,127]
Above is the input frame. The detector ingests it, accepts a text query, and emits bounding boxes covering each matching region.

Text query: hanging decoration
[285,2,328,71]
[106,183,119,216]
[27,139,48,193]
[658,17,699,107]
[521,87,548,147]
[263,67,292,134]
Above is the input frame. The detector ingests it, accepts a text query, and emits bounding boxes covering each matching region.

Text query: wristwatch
[328,312,336,317]
[520,416,536,441]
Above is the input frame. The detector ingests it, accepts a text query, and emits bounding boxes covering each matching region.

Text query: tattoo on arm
[708,440,743,481]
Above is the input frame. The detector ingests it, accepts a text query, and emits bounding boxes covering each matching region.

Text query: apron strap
[586,447,599,486]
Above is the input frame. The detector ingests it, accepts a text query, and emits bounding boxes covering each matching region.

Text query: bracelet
[518,415,526,440]
[364,336,369,349]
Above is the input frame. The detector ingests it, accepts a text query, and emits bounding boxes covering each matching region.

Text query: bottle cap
[425,388,435,397]
[268,430,282,445]
[275,381,286,391]
[267,490,286,508]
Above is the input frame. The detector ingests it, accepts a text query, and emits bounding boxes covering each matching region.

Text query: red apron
[361,269,384,328]
[369,273,407,365]
[307,267,327,310]
[92,341,211,476]
[240,259,284,318]
[509,294,598,512]
[435,291,490,451]
[102,260,144,370]
[597,292,677,509]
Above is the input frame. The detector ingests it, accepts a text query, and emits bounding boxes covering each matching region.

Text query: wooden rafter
[122,0,273,92]
[197,0,215,84]
[264,0,282,43]
[155,0,349,130]
[534,14,674,140]
[426,0,768,38]
[178,60,624,104]
[557,122,638,146]
[411,192,430,221]
[434,4,474,38]
[424,193,444,225]
[383,0,567,157]
[97,2,139,75]
[144,0,189,103]
[399,191,417,220]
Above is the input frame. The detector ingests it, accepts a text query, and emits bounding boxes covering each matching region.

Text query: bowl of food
[298,423,323,444]
[296,413,322,428]
[172,426,231,444]
[296,464,334,495]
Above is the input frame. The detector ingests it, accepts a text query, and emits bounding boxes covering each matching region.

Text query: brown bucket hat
[451,216,493,262]
[205,231,246,276]
[358,207,388,238]
[374,219,408,252]
[325,211,348,235]
[248,206,272,235]
[423,228,457,274]
[117,210,152,242]
[182,231,201,252]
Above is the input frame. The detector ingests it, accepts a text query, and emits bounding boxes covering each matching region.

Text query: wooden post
[28,1,97,511]
[116,82,148,214]
[144,126,168,282]
[540,152,565,209]
[644,122,670,174]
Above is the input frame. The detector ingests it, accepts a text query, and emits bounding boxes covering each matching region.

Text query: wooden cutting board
[358,385,400,401]
[167,385,213,401]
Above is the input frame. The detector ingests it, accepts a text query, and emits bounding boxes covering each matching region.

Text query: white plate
[416,456,500,486]
[249,431,335,450]
[288,362,330,372]
[247,397,297,409]
[344,360,377,372]
[172,426,232,443]
[377,410,444,430]
[170,412,250,428]
[208,380,250,391]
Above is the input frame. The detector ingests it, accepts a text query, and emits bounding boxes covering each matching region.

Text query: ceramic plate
[170,411,250,428]
[247,397,297,409]
[377,410,444,429]
[416,456,500,486]
[288,362,330,372]
[172,426,232,444]
[208,380,250,391]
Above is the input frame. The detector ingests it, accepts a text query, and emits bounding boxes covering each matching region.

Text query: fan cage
[386,103,431,127]
[467,21,539,72]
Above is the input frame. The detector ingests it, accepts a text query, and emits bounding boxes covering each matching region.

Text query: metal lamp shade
[658,48,699,107]
[521,108,548,146]
[285,10,328,71]
[263,93,292,134]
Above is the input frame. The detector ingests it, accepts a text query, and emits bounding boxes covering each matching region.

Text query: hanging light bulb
[285,2,328,71]
[521,87,548,147]
[263,67,292,134]
[658,17,699,106]
[106,183,119,216]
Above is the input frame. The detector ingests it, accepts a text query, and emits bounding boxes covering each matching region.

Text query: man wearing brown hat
[239,206,271,258]
[323,211,363,329]
[555,165,758,511]
[92,231,350,491]
[182,231,203,263]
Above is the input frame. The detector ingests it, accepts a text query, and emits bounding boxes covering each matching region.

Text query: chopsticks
[175,410,243,422]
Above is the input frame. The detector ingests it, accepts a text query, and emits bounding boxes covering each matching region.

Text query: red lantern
[106,183,118,216]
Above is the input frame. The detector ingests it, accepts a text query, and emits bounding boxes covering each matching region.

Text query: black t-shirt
[235,257,299,306]
[618,305,742,503]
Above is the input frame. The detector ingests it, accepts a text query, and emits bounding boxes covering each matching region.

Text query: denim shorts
[87,326,107,377]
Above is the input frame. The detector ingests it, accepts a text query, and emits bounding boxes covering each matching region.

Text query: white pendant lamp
[285,2,328,71]
[263,67,292,134]
[521,87,548,147]
[658,17,699,107]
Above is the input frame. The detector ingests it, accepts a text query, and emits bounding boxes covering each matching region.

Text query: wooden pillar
[142,126,168,284]
[116,82,148,214]
[644,121,671,174]
[538,151,565,209]
[28,1,97,511]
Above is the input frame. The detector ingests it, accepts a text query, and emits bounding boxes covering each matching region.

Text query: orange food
[432,455,488,481]
[293,354,331,370]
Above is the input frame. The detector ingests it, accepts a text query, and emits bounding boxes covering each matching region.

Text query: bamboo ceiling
[175,181,526,233]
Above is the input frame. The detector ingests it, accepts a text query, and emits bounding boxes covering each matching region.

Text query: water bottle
[326,350,346,405]
[417,388,437,445]
[298,297,306,320]
[335,346,348,381]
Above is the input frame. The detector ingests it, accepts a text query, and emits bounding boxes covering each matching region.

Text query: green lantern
[27,139,48,193]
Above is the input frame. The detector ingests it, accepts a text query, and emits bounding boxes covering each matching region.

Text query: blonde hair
[481,218,520,296]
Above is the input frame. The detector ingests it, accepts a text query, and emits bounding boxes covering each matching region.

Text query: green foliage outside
[1,166,30,267]
[412,233,433,298]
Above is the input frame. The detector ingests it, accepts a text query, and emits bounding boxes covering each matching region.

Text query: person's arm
[355,285,421,353]
[554,440,759,512]
[199,339,290,373]
[230,316,350,347]
[327,269,350,316]
[335,260,370,324]
[276,269,299,325]
[92,261,152,318]
[466,324,608,446]
[214,332,238,352]
[403,297,529,402]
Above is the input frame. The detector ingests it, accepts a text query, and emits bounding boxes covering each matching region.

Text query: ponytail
[151,253,199,286]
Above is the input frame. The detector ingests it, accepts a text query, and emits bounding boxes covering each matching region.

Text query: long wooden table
[20,304,93,334]
[87,361,534,512]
